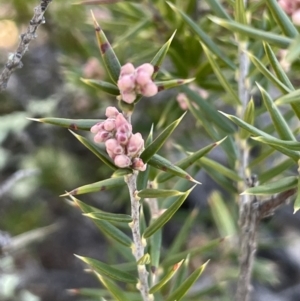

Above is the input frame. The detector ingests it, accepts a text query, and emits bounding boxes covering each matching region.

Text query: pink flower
[102,119,116,132]
[91,108,146,171]
[94,130,112,143]
[127,133,144,157]
[117,63,158,104]
[114,154,131,168]
[141,82,158,97]
[120,63,135,76]
[105,106,119,118]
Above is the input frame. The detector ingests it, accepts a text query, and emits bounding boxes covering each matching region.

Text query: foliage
[1,0,300,301]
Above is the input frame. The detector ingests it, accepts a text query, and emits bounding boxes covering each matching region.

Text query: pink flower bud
[136,71,152,86]
[121,91,137,104]
[142,82,158,97]
[120,63,135,76]
[116,131,129,145]
[105,139,124,155]
[127,133,144,157]
[114,154,131,168]
[292,9,300,25]
[90,122,103,134]
[136,63,154,77]
[118,74,136,91]
[105,107,119,118]
[102,119,116,132]
[132,158,147,171]
[115,114,132,132]
[94,130,112,143]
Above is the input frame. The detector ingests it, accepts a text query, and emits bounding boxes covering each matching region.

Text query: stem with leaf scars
[125,172,151,301]
[0,0,52,92]
[234,1,257,300]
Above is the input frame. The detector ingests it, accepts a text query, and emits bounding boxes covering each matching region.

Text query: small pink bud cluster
[91,107,146,171]
[117,63,158,104]
[278,0,300,25]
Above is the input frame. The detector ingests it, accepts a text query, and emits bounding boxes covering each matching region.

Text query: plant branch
[125,172,151,301]
[259,188,297,219]
[235,1,255,301]
[0,0,52,92]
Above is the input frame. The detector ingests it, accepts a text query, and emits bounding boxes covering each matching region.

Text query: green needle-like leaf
[61,177,125,196]
[155,78,195,92]
[266,0,298,38]
[138,189,183,198]
[242,176,298,195]
[28,117,102,131]
[161,237,224,267]
[263,43,294,89]
[220,112,299,161]
[294,176,300,213]
[252,136,300,151]
[149,260,184,294]
[240,98,255,139]
[199,157,241,182]
[69,131,117,170]
[165,261,209,301]
[167,208,199,256]
[209,191,236,237]
[80,78,120,95]
[201,43,240,105]
[75,255,137,283]
[286,35,300,63]
[257,83,296,141]
[84,212,132,223]
[263,43,300,119]
[156,138,226,183]
[91,11,121,83]
[205,0,231,20]
[183,86,236,133]
[149,154,199,184]
[143,187,194,239]
[141,113,186,163]
[150,30,176,79]
[276,89,300,105]
[209,16,292,48]
[235,0,247,25]
[247,52,291,94]
[96,275,132,301]
[69,196,132,247]
[258,158,295,184]
[167,2,235,70]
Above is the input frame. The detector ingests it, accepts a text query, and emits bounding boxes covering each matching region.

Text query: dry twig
[0,0,52,92]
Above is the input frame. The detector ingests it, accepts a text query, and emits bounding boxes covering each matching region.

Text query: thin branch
[259,188,297,219]
[0,169,40,198]
[235,1,255,300]
[0,0,52,92]
[125,172,151,301]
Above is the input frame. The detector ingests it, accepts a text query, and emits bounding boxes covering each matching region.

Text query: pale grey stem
[0,0,52,92]
[125,172,151,301]
[235,1,257,300]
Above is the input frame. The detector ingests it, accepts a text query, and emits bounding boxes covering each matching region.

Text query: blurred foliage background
[1,1,300,301]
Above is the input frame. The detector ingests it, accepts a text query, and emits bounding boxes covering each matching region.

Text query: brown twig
[259,188,297,219]
[0,0,52,92]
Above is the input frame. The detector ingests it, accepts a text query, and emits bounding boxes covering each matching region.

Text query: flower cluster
[91,107,146,171]
[117,63,158,104]
[278,0,300,25]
